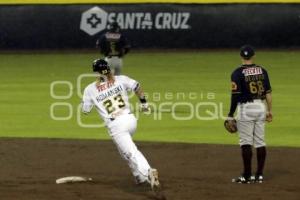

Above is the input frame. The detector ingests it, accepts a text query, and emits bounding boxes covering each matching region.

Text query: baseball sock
[241,145,252,178]
[256,146,266,176]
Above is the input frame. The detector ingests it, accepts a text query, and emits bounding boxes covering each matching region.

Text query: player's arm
[96,38,100,48]
[265,93,272,122]
[228,94,239,118]
[120,35,131,57]
[228,70,241,119]
[264,69,272,122]
[134,84,150,114]
[122,75,150,114]
[81,88,94,114]
[96,35,103,48]
[97,35,107,54]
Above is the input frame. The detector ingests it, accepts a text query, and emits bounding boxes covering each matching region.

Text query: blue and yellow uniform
[228,63,272,117]
[96,22,130,75]
[228,45,272,184]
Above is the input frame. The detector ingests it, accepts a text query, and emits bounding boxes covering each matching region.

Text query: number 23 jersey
[82,75,139,121]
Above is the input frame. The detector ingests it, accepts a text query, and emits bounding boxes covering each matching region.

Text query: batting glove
[140,103,151,115]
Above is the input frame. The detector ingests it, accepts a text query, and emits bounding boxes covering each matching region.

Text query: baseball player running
[96,22,130,75]
[82,59,160,191]
[227,45,273,184]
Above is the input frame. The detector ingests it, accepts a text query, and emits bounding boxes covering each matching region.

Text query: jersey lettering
[242,67,263,76]
[231,65,271,102]
[96,85,123,102]
[82,76,138,120]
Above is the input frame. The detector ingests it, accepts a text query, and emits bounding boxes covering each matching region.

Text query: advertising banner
[0,4,300,49]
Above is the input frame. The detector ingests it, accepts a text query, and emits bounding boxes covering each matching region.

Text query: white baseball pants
[237,100,266,148]
[105,56,122,75]
[107,114,151,182]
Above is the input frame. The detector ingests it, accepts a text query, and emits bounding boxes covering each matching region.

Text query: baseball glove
[224,119,237,133]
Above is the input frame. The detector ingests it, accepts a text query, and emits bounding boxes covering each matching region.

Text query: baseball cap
[240,45,255,59]
[109,22,120,32]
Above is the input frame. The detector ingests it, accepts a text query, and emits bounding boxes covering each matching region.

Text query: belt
[109,112,132,121]
[241,99,263,104]
[106,55,119,58]
[252,99,263,102]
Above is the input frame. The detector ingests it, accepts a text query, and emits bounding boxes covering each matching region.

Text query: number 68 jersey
[231,64,272,103]
[82,75,139,122]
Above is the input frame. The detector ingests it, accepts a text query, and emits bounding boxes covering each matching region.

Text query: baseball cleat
[232,175,253,184]
[134,176,148,186]
[254,175,264,183]
[148,168,161,191]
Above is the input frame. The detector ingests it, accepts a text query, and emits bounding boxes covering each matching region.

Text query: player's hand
[266,111,273,122]
[224,117,238,133]
[140,103,151,115]
[226,117,236,125]
[227,116,234,121]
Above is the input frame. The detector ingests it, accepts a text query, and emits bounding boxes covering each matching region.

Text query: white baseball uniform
[82,75,151,183]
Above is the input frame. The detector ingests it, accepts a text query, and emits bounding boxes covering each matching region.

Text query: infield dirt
[0,138,299,200]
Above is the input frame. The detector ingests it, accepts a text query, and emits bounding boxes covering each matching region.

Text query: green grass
[0,50,299,147]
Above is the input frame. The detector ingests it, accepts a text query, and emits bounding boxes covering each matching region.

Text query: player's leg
[235,120,255,183]
[126,114,161,190]
[112,132,151,183]
[109,114,153,184]
[254,119,266,183]
[108,114,161,190]
[114,133,162,194]
[105,57,122,75]
[251,101,266,183]
[125,115,153,183]
[112,57,122,75]
[104,57,116,75]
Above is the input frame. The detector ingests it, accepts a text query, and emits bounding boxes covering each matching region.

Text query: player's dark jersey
[97,31,130,57]
[231,64,272,103]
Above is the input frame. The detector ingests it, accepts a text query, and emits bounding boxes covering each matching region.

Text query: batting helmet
[92,59,110,75]
[240,45,255,60]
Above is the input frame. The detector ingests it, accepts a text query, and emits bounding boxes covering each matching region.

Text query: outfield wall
[2,0,300,4]
[0,3,300,49]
